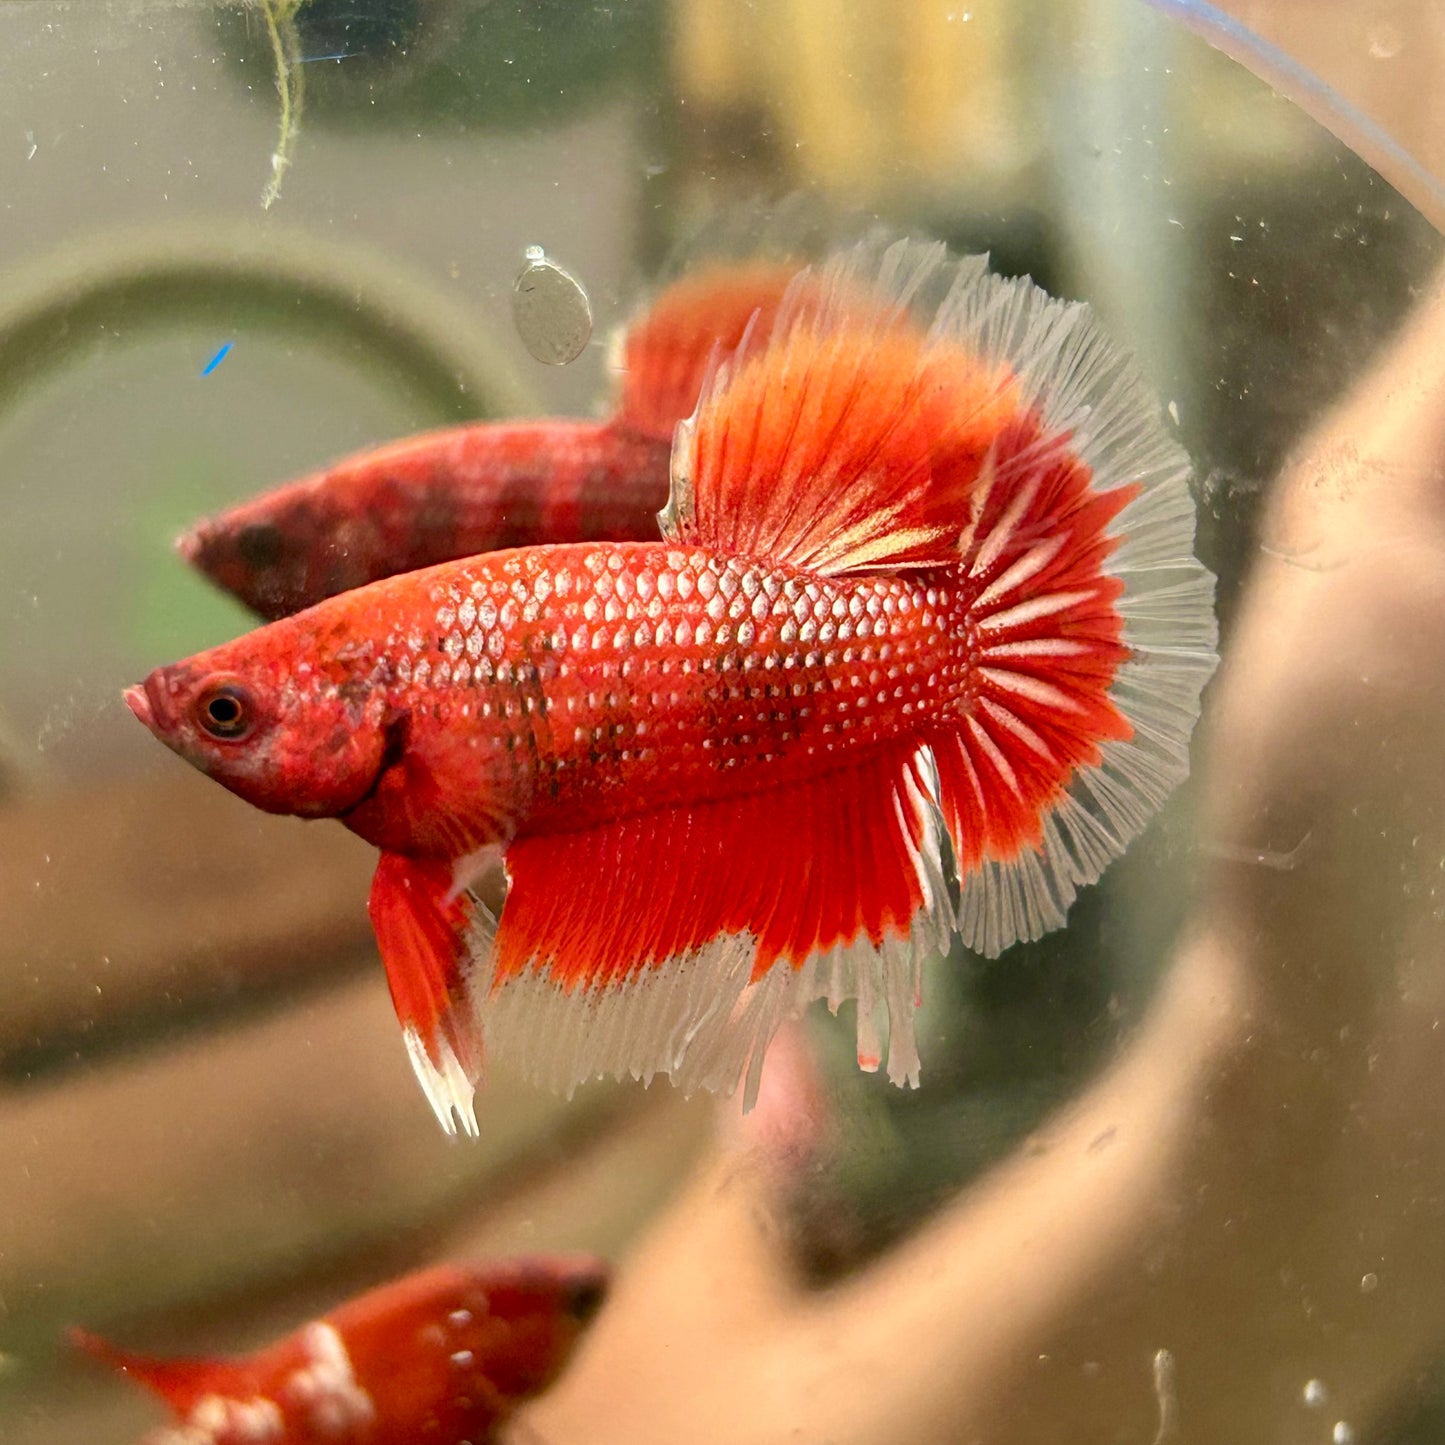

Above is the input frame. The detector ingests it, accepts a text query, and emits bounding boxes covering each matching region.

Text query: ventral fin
[661,238,1021,576]
[472,743,954,1105]
[369,852,484,1137]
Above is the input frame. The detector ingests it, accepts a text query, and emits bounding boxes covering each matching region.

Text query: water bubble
[512,248,593,366]
[1333,1423,1355,1445]
[1303,1379,1328,1408]
[1360,1272,1379,1293]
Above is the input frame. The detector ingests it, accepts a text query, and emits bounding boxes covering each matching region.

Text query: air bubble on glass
[1303,1378,1329,1408]
[512,247,593,366]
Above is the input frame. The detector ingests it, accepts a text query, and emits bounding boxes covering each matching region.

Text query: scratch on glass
[1207,831,1313,872]
[1151,1348,1178,1445]
[1257,539,1347,572]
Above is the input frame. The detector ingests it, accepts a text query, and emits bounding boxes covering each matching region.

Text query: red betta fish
[179,258,828,621]
[72,1255,608,1445]
[125,235,1218,1135]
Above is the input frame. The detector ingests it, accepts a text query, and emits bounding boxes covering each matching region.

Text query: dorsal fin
[660,239,1021,575]
[611,262,805,442]
[611,192,882,441]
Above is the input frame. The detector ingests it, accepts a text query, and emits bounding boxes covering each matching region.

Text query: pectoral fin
[369,852,485,1137]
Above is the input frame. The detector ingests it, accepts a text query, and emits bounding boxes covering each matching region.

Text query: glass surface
[2,3,1444,1443]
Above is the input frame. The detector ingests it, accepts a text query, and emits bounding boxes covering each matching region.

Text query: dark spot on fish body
[406,480,466,567]
[322,723,354,756]
[492,469,550,551]
[369,656,401,689]
[235,521,284,570]
[565,1276,607,1323]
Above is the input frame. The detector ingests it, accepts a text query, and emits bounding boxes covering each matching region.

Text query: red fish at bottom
[72,1255,608,1445]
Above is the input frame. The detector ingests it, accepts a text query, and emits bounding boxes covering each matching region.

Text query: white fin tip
[403,1026,480,1138]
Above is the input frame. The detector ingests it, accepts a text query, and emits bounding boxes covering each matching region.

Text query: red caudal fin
[666,236,1217,960]
[662,240,1020,575]
[919,263,1218,956]
[369,852,485,1136]
[475,742,953,1103]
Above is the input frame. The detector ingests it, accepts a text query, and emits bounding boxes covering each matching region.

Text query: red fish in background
[125,234,1218,1136]
[180,259,818,621]
[72,1255,609,1445]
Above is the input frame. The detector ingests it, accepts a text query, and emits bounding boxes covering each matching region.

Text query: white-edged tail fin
[924,263,1217,955]
[664,234,1216,960]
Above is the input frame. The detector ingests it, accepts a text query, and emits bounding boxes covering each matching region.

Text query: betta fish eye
[193,681,256,742]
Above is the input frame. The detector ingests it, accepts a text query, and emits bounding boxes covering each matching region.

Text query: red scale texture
[339,544,954,850]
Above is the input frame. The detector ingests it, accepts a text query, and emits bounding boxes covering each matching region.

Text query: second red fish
[179,259,812,620]
[125,235,1218,1133]
[74,1255,608,1444]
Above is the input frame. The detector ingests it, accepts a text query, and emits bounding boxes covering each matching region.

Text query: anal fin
[369,852,484,1137]
[474,743,954,1104]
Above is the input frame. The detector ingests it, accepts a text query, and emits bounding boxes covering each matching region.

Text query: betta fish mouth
[173,525,204,567]
[122,684,153,728]
[123,674,172,734]
[176,517,298,621]
[178,518,285,572]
